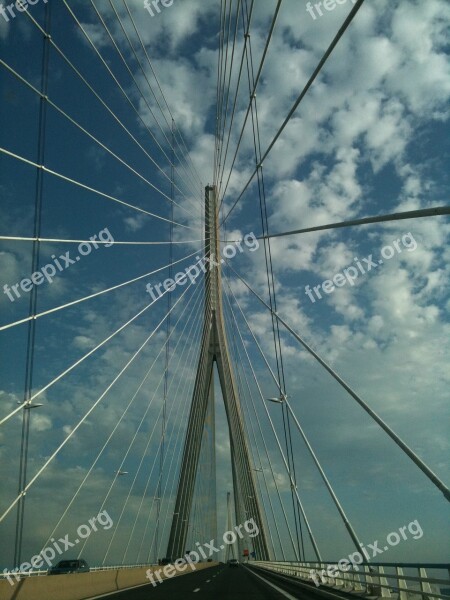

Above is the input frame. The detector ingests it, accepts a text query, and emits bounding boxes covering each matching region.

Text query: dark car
[228,559,239,568]
[160,557,173,566]
[48,559,90,575]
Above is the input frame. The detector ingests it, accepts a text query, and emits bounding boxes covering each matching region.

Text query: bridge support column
[166,186,270,561]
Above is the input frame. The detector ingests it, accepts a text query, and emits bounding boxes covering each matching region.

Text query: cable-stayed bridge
[0,1,449,599]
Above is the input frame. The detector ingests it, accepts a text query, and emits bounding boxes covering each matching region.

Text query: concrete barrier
[0,562,219,600]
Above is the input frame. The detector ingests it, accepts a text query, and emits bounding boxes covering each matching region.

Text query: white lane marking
[245,566,298,600]
[84,566,218,599]
[193,588,201,592]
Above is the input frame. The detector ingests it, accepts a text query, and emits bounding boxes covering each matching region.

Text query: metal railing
[89,563,156,571]
[0,563,157,581]
[252,561,450,600]
[1,570,48,580]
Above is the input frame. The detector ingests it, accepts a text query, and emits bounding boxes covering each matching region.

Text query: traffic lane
[184,563,291,598]
[93,563,293,599]
[92,565,222,600]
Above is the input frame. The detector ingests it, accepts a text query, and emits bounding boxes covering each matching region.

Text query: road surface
[91,563,319,599]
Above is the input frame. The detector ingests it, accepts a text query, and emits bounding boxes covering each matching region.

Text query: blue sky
[0,0,449,570]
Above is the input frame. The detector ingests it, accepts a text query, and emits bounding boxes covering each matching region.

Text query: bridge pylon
[166,186,270,561]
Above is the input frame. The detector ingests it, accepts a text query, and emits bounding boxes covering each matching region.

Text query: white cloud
[31,413,52,432]
[123,214,148,232]
[1,0,449,567]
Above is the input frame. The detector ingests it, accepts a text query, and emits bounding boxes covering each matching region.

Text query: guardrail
[90,563,157,572]
[0,563,158,581]
[252,561,450,599]
[0,570,48,579]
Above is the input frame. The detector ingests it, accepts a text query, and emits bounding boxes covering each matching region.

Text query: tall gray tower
[166,186,270,561]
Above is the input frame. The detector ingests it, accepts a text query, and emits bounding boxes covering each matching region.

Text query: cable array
[1,0,448,573]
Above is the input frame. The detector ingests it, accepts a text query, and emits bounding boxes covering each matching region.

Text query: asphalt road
[93,563,308,599]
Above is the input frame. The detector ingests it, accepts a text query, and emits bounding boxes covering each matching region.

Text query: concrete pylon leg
[166,186,270,561]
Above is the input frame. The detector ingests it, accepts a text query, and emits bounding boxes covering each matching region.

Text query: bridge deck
[94,563,353,600]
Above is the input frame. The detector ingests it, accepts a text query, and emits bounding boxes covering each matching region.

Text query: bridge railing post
[397,566,408,600]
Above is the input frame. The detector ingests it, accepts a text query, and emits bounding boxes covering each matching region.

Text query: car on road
[228,559,239,568]
[48,559,90,575]
[159,557,173,566]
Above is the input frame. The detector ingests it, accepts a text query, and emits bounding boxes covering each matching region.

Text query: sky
[0,0,449,572]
